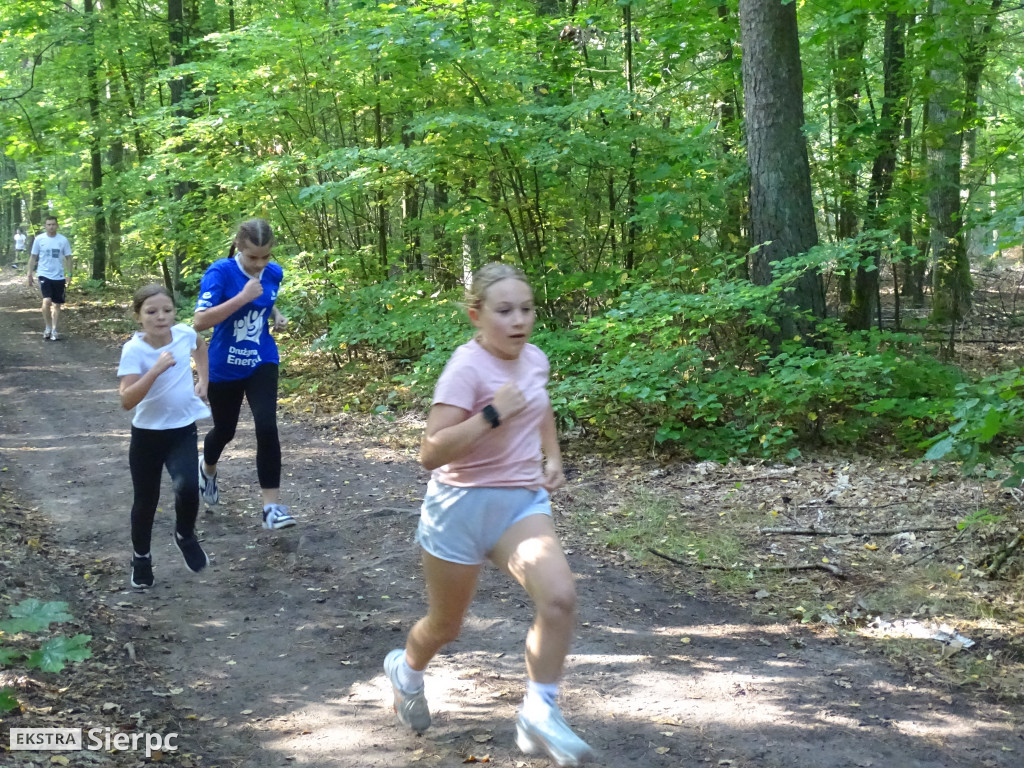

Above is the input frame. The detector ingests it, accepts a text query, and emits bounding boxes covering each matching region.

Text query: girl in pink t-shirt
[383,263,594,767]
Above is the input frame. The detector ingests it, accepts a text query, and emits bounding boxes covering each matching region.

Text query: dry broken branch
[648,548,846,578]
[759,525,956,536]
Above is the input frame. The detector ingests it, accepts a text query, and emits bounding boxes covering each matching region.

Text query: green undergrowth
[277,261,1022,476]
[75,257,1023,483]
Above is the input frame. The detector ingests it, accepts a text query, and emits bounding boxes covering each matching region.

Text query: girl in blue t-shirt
[118,284,211,589]
[193,218,295,530]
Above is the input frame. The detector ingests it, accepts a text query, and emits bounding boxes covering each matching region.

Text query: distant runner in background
[13,228,26,264]
[27,216,72,341]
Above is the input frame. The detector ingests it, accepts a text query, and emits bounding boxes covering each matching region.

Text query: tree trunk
[85,0,107,282]
[834,16,866,315]
[850,11,907,331]
[962,0,1002,264]
[107,138,124,274]
[168,0,194,294]
[926,0,971,331]
[716,3,746,268]
[623,1,638,271]
[738,0,825,339]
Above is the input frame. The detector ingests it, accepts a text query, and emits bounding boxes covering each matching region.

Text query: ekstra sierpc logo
[10,727,178,757]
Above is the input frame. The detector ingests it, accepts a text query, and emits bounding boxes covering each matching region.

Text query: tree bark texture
[739,0,825,332]
[85,0,107,281]
[849,11,908,331]
[926,0,971,328]
[717,3,747,265]
[834,16,866,317]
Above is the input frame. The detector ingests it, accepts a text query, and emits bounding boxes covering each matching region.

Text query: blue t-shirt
[196,256,283,383]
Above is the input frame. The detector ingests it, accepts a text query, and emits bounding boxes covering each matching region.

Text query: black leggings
[130,423,200,555]
[203,363,281,490]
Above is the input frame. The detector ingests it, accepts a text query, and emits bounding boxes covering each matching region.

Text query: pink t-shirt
[431,338,550,489]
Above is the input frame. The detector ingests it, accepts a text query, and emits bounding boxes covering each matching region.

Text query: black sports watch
[482,404,501,429]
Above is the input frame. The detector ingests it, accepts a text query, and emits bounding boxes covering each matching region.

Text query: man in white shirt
[13,228,26,263]
[27,216,74,342]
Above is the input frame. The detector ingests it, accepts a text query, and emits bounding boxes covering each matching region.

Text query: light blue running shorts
[416,479,552,565]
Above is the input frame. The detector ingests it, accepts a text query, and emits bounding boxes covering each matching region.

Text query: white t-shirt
[14,233,26,251]
[117,324,211,430]
[30,233,72,280]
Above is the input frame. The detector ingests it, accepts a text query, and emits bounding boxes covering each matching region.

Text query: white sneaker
[262,503,296,530]
[516,704,594,767]
[383,649,431,732]
[198,455,219,505]
[50,330,59,341]
[43,327,51,340]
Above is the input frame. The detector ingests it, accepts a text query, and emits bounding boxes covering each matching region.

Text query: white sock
[397,654,424,692]
[45,326,52,334]
[523,680,559,714]
[133,551,150,560]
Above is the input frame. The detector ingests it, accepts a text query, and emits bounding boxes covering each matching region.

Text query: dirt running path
[0,271,1020,768]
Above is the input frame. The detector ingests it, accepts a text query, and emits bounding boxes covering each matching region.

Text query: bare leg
[406,552,481,670]
[489,514,576,684]
[50,303,61,334]
[260,488,280,506]
[41,298,52,330]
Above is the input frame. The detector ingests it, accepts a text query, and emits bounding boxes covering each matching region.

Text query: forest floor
[0,266,1022,768]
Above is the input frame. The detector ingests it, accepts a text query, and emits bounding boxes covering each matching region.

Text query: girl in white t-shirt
[118,284,212,590]
[383,263,594,767]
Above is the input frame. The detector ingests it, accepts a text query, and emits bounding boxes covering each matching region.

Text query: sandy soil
[0,269,1021,768]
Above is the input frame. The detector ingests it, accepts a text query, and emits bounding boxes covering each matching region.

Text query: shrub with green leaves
[0,599,92,712]
[290,257,979,461]
[923,367,1024,487]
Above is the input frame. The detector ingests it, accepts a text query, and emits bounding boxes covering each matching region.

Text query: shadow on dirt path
[0,271,1020,768]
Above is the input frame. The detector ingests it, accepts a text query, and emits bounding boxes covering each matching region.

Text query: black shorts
[38,277,67,304]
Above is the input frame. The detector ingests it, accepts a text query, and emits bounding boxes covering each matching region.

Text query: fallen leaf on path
[655,718,683,726]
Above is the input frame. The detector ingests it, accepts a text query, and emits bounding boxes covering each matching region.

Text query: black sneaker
[174,531,209,573]
[130,555,154,589]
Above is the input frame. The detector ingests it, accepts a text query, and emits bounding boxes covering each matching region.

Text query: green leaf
[977,407,1002,443]
[924,435,955,461]
[0,600,73,634]
[0,687,18,712]
[24,634,92,673]
[0,646,24,667]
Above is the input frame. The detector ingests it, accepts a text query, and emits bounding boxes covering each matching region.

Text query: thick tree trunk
[738,0,825,338]
[962,0,1002,264]
[926,0,971,331]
